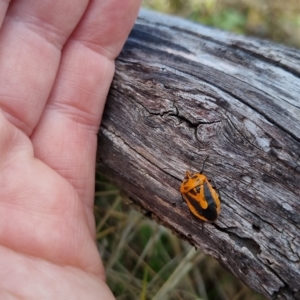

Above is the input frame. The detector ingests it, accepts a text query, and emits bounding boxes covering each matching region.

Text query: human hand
[0,0,140,298]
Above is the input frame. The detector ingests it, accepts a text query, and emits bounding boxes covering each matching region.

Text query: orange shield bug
[180,157,221,222]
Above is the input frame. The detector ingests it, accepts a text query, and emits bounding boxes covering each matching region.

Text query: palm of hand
[0,0,140,298]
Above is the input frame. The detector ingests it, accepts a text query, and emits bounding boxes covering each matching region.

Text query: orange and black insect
[180,157,221,222]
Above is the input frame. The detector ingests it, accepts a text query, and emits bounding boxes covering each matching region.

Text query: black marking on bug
[183,182,218,222]
[195,185,201,193]
[189,189,198,196]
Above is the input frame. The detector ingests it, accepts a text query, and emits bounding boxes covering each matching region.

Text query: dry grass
[95,177,266,300]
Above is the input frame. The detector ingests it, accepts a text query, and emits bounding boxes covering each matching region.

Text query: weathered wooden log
[96,9,300,300]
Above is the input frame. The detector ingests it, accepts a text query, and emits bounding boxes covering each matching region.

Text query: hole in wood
[252,223,261,232]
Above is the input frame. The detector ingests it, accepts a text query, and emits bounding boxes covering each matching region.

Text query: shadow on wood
[97,9,300,300]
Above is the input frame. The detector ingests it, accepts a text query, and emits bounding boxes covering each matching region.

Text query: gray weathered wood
[97,9,300,300]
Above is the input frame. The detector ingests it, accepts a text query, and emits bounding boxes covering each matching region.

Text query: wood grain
[97,9,300,300]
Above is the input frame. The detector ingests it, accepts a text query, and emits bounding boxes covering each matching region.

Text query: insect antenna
[200,155,209,174]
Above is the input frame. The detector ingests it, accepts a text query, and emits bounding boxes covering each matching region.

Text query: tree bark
[96,9,300,300]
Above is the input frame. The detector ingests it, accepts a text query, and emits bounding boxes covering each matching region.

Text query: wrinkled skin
[0,0,141,299]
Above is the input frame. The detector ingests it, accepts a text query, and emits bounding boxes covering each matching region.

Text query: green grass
[143,0,300,48]
[95,1,300,298]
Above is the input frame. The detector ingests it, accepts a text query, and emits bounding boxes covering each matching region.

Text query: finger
[0,108,103,274]
[72,0,142,59]
[0,0,89,135]
[31,0,141,227]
